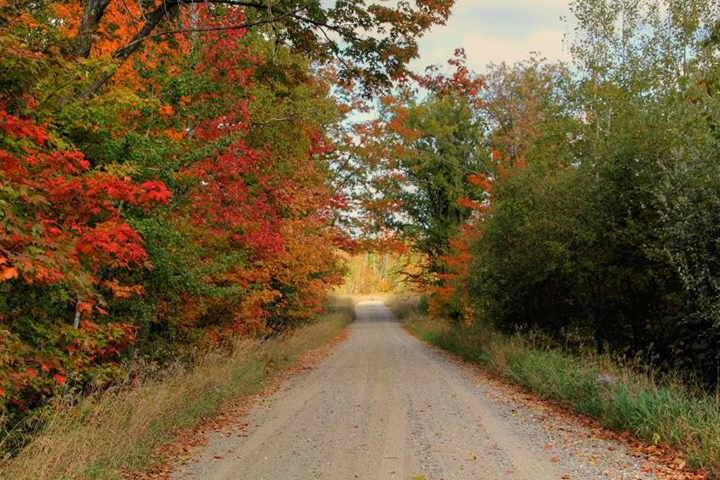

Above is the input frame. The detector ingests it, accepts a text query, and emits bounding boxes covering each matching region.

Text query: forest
[2,0,720,476]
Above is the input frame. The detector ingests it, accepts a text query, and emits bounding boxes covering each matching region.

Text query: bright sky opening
[411,0,574,73]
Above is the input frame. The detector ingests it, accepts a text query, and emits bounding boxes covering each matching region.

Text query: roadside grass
[0,298,354,480]
[388,295,720,478]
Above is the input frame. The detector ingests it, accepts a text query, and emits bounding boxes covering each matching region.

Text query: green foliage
[400,96,485,263]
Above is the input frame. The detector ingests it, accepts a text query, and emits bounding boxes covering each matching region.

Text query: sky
[410,0,575,74]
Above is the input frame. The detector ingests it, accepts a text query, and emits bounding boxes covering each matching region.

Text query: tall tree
[389,94,486,275]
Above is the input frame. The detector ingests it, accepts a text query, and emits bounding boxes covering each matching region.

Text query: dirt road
[171,301,660,480]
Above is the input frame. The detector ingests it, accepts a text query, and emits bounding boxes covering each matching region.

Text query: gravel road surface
[170,301,660,480]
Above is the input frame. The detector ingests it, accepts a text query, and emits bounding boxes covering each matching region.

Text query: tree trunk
[75,0,113,58]
[72,298,82,329]
[80,0,181,98]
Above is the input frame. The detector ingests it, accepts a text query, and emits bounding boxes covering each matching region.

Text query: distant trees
[342,51,488,287]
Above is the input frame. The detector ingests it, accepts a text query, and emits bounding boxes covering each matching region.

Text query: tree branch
[118,0,141,36]
[113,7,303,59]
[199,1,358,39]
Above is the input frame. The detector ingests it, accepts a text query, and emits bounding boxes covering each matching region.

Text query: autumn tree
[386,94,486,275]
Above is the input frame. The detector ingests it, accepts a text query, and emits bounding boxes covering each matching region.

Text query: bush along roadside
[388,296,720,479]
[0,300,354,480]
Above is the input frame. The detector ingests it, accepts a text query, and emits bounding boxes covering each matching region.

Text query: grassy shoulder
[0,298,354,480]
[388,295,720,478]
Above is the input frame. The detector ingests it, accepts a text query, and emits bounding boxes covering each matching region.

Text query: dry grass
[0,306,353,480]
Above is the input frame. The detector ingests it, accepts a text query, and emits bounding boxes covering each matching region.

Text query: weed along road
[171,302,660,480]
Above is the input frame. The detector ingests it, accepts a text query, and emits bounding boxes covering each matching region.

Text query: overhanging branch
[76,0,364,99]
[82,1,311,98]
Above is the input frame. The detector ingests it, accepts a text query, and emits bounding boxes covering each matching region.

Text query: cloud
[469,0,571,8]
[412,0,574,73]
[463,28,571,69]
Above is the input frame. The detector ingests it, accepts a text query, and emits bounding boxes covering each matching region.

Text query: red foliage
[0,107,169,286]
[0,106,168,405]
[0,1,346,412]
[420,49,485,106]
